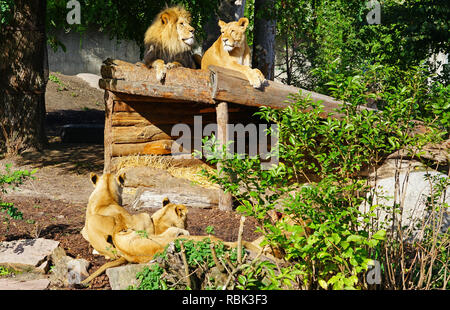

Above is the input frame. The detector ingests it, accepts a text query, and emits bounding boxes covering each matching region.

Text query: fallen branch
[179,241,192,289]
[237,216,246,264]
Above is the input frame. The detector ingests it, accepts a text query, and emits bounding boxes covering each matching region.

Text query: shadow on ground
[15,142,104,175]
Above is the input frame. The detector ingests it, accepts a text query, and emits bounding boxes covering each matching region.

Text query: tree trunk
[202,0,247,52]
[252,0,276,80]
[0,0,48,154]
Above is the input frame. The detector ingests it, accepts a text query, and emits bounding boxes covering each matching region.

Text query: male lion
[143,6,200,82]
[201,17,266,88]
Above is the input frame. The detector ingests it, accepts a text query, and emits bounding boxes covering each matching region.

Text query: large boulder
[361,170,449,239]
[0,238,59,273]
[120,167,219,209]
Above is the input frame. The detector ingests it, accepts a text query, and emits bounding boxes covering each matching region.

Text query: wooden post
[216,101,233,211]
[103,90,115,174]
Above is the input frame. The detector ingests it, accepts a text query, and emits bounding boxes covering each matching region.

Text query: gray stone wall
[48,29,141,75]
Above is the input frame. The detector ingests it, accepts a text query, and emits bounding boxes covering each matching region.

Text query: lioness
[81,173,187,259]
[80,194,190,286]
[201,17,266,88]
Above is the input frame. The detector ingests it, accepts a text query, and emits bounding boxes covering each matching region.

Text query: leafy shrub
[0,164,36,221]
[129,237,243,290]
[200,62,448,289]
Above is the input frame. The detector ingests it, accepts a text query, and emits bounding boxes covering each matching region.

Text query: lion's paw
[156,66,167,82]
[248,73,262,89]
[164,227,190,237]
[165,62,181,70]
[253,68,266,88]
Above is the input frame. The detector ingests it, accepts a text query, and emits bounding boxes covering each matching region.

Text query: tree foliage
[46,0,219,54]
[272,0,450,88]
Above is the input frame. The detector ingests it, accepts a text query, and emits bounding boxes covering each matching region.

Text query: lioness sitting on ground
[81,172,188,260]
[201,17,266,88]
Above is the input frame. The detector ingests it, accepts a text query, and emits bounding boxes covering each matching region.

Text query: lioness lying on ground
[81,172,187,259]
[201,17,266,88]
[81,213,267,286]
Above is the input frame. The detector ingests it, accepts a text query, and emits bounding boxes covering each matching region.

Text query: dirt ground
[0,72,260,290]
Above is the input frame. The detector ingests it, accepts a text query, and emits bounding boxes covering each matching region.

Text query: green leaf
[372,229,386,240]
[317,251,331,259]
[318,279,328,289]
[346,235,363,243]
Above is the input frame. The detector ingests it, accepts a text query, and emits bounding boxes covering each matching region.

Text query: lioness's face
[219,17,249,52]
[90,172,125,205]
[176,16,195,46]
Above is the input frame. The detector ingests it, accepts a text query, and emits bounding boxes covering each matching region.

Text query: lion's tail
[80,256,128,287]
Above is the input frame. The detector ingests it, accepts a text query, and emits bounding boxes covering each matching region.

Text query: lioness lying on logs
[201,18,266,88]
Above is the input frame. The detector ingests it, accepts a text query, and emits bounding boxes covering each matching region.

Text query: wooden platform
[99,59,374,210]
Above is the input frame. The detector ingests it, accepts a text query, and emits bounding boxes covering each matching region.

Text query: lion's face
[218,18,249,52]
[176,16,195,47]
[90,172,125,205]
[151,198,188,234]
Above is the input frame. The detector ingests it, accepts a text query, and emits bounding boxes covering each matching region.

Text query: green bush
[200,62,448,289]
[129,237,243,290]
[0,164,36,221]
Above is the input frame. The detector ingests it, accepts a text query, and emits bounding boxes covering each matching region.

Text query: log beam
[208,65,377,118]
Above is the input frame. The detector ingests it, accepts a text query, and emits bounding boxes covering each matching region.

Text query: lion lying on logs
[143,5,201,82]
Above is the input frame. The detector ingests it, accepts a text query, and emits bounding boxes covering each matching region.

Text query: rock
[0,238,59,273]
[121,167,219,209]
[386,138,450,166]
[106,263,151,290]
[67,258,90,286]
[0,278,50,290]
[49,246,90,287]
[133,189,216,209]
[369,158,426,180]
[361,170,449,239]
[365,139,449,180]
[76,73,102,90]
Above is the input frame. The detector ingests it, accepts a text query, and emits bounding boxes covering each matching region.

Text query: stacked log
[99,59,377,174]
[100,60,263,173]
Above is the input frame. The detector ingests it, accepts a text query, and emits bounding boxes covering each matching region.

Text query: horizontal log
[112,140,175,156]
[112,100,243,114]
[101,59,154,81]
[112,100,216,114]
[111,111,219,126]
[101,59,211,89]
[208,65,376,118]
[100,78,214,105]
[112,125,171,144]
[100,60,378,120]
[100,59,213,104]
[100,60,374,118]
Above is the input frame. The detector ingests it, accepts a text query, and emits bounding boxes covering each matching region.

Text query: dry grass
[115,154,219,189]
